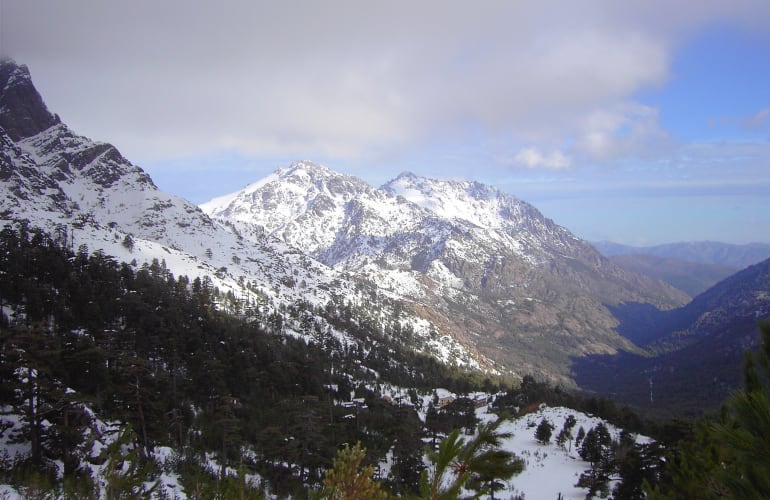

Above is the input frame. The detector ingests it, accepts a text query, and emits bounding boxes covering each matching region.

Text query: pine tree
[613,441,664,500]
[575,426,586,448]
[121,234,134,252]
[534,417,554,444]
[390,405,424,496]
[318,442,389,500]
[578,422,612,467]
[3,322,71,468]
[709,321,770,497]
[555,428,571,451]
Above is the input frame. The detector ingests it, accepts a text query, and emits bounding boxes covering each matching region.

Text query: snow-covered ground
[1,376,647,500]
[374,385,649,499]
[482,405,639,500]
[0,404,187,499]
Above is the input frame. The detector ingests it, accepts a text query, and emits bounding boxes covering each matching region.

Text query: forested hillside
[0,223,500,497]
[1,223,769,498]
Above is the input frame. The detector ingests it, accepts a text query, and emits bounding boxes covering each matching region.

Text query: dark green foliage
[612,440,664,500]
[647,322,770,498]
[534,417,554,444]
[425,397,478,439]
[174,451,265,499]
[575,423,614,498]
[388,406,425,496]
[574,426,586,448]
[420,419,524,500]
[578,422,611,466]
[0,224,510,496]
[555,414,576,451]
[121,233,134,252]
[572,423,665,500]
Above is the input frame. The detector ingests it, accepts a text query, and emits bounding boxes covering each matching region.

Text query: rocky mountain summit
[202,162,689,382]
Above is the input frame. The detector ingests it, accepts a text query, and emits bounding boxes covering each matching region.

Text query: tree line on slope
[2,222,768,498]
[0,223,512,497]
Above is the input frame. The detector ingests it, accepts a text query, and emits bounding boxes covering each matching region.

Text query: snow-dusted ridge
[202,160,689,383]
[0,60,488,373]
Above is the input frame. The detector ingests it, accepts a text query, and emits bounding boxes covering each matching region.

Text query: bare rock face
[0,60,61,141]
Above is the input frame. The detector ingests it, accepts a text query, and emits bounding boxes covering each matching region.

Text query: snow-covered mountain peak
[200,160,379,240]
[277,159,335,179]
[274,160,372,198]
[383,171,535,232]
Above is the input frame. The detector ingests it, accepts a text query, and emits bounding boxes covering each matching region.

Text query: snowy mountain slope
[0,61,317,311]
[202,162,449,269]
[0,59,486,371]
[384,171,563,258]
[202,162,689,383]
[382,171,688,305]
[0,57,688,385]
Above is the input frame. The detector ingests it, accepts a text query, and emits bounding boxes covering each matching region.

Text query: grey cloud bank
[2,0,770,244]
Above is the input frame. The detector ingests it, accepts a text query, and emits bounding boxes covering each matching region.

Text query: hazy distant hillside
[593,241,770,269]
[575,258,770,417]
[607,254,736,297]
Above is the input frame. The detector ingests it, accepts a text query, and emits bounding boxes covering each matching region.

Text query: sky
[1,0,769,245]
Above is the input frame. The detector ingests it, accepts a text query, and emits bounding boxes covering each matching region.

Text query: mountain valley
[1,58,770,498]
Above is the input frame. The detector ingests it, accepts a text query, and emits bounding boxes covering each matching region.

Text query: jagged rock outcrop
[0,60,61,141]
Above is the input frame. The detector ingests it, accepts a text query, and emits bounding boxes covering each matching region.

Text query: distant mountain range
[601,254,737,297]
[593,240,770,269]
[592,241,770,298]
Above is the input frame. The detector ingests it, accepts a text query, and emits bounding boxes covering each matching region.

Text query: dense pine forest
[0,223,509,497]
[1,223,768,498]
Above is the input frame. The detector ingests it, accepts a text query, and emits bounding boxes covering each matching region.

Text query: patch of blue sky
[636,24,770,143]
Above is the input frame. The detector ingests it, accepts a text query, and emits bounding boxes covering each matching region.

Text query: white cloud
[3,0,769,165]
[576,103,673,160]
[513,148,572,170]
